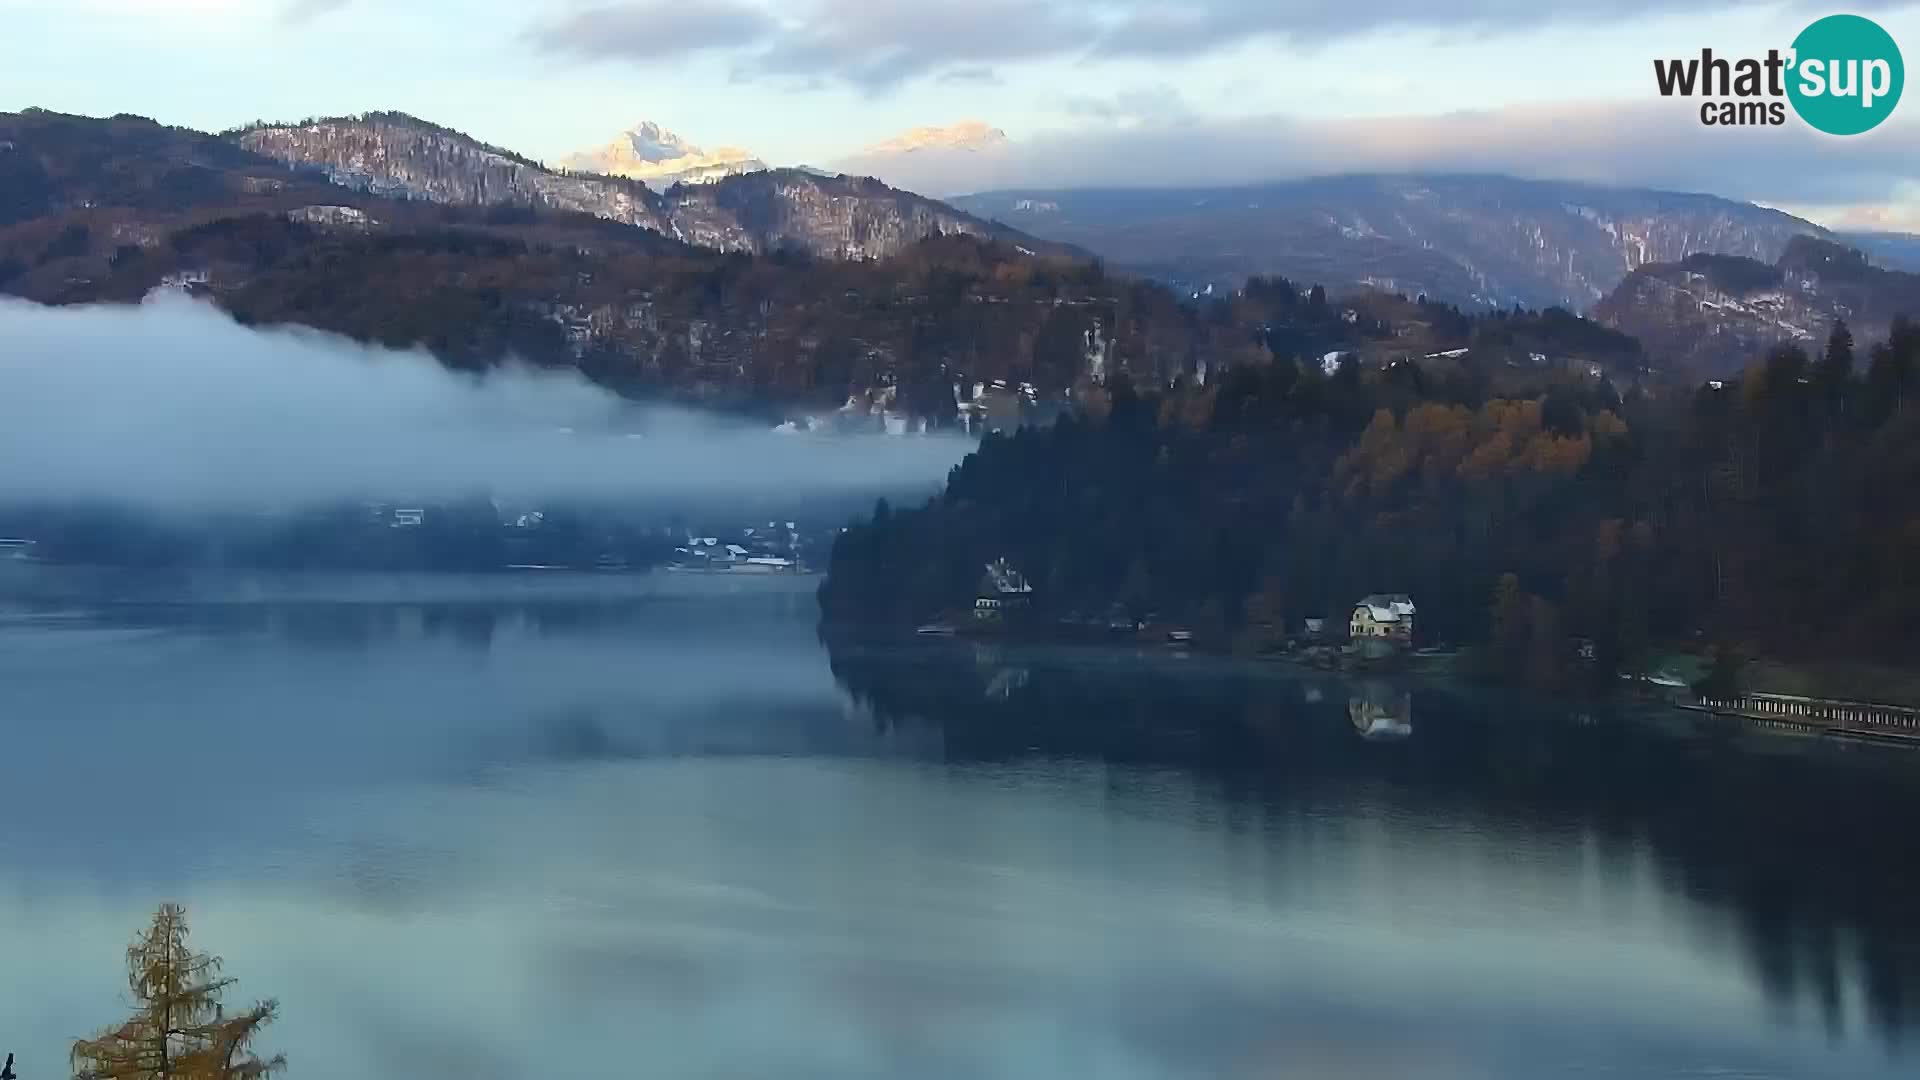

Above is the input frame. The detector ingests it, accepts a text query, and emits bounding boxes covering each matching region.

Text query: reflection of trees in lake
[828,640,1920,1051]
[26,596,701,652]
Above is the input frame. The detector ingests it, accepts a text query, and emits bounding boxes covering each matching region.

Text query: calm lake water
[3,566,1919,1079]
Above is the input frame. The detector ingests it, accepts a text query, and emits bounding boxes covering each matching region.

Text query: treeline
[821,316,1920,692]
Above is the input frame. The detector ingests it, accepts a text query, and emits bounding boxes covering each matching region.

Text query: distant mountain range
[7,105,1916,391]
[1594,235,1920,375]
[560,121,766,190]
[954,175,1829,311]
[186,112,1869,317]
[1841,231,1920,273]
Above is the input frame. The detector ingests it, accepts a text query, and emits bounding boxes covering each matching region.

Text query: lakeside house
[975,558,1034,621]
[1350,594,1416,645]
[734,556,797,574]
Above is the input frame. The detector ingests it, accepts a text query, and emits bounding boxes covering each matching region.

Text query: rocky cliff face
[666,170,1024,257]
[234,114,1046,261]
[1594,237,1920,374]
[237,113,669,230]
[956,175,1828,311]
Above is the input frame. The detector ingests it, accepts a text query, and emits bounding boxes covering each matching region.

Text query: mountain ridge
[1594,234,1920,375]
[232,112,1059,261]
[954,174,1829,311]
[0,108,1141,417]
[236,111,669,229]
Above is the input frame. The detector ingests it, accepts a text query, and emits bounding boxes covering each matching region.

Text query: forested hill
[1,108,1113,415]
[0,107,1663,419]
[821,316,1920,690]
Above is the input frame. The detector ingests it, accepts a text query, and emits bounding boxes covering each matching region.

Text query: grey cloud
[1089,0,1760,58]
[529,0,1081,89]
[528,0,777,60]
[524,0,1905,87]
[843,102,1920,218]
[1061,84,1196,125]
[752,0,1084,90]
[936,66,1002,87]
[0,295,972,508]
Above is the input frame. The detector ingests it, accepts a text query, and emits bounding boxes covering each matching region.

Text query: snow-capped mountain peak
[623,120,698,163]
[564,120,767,190]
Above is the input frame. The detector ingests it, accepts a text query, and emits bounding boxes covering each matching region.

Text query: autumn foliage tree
[71,904,285,1080]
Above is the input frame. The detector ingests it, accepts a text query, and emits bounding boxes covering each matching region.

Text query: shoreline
[830,623,1920,756]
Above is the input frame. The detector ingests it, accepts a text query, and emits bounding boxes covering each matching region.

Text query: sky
[0,0,1917,226]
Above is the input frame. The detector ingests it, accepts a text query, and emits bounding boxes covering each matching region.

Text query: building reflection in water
[1348,679,1413,741]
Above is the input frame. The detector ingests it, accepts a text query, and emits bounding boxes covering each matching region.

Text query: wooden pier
[1682,692,1920,746]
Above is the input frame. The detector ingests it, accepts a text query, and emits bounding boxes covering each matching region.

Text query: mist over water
[0,294,972,507]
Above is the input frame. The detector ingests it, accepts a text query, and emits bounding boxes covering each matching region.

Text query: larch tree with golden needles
[71,904,286,1080]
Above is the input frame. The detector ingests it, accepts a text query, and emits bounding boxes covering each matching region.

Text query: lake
[3,566,1918,1079]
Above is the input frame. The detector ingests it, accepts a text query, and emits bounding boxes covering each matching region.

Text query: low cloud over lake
[0,294,972,507]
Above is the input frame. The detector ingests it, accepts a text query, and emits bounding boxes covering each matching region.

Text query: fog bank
[0,294,972,507]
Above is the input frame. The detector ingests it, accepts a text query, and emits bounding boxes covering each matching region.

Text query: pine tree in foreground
[71,904,285,1080]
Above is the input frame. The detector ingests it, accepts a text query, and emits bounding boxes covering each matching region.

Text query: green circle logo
[1788,14,1903,135]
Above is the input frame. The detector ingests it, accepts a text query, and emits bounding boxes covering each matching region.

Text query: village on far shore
[910,556,1920,750]
[915,557,1437,674]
